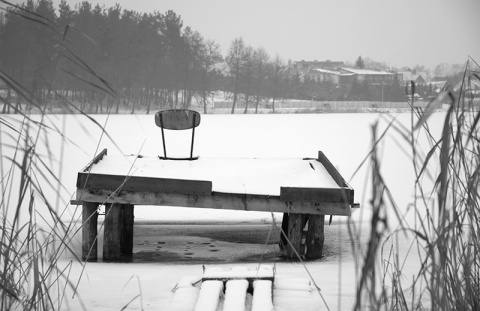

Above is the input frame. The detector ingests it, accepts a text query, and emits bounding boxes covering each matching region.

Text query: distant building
[397,69,429,85]
[453,78,480,94]
[339,68,394,85]
[287,60,396,87]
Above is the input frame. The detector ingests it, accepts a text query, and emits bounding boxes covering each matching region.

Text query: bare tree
[199,39,222,113]
[242,46,254,114]
[226,37,245,114]
[253,47,269,113]
[269,54,284,113]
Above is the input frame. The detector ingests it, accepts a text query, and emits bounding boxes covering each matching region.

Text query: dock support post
[306,214,325,259]
[120,204,134,255]
[103,203,122,260]
[286,213,304,259]
[279,213,289,250]
[82,202,99,261]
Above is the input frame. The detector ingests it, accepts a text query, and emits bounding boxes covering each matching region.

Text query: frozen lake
[0,112,447,310]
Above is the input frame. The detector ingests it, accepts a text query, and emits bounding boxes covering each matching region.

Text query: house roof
[294,60,345,69]
[398,71,428,82]
[453,78,480,92]
[429,81,447,87]
[340,68,393,75]
[310,68,339,75]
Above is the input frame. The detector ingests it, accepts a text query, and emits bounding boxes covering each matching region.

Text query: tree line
[0,0,409,114]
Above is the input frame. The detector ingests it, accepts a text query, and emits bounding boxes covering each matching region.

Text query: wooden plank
[75,188,352,216]
[316,151,346,186]
[202,266,275,283]
[120,204,134,255]
[224,280,248,311]
[81,148,108,172]
[154,109,200,130]
[305,214,325,259]
[316,151,355,205]
[195,280,223,311]
[252,281,273,311]
[76,173,212,196]
[82,202,98,261]
[280,187,352,204]
[286,213,304,259]
[103,203,122,260]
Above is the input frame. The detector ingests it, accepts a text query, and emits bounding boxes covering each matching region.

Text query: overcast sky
[6,0,480,70]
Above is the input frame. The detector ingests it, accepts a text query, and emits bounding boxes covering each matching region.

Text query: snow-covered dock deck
[74,149,356,261]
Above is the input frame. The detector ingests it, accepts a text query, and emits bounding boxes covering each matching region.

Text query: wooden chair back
[154,109,201,160]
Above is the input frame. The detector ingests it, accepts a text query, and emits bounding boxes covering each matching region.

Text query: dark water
[103,222,359,264]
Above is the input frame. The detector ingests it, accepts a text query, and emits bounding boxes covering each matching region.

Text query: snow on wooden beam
[223,279,249,311]
[194,280,224,311]
[75,188,351,216]
[202,265,274,283]
[77,172,212,196]
[252,280,273,311]
[81,148,108,173]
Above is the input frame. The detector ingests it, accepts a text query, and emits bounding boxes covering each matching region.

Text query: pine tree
[355,56,365,69]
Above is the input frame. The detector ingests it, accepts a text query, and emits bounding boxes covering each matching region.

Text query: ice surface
[169,287,199,311]
[274,277,312,292]
[1,113,448,310]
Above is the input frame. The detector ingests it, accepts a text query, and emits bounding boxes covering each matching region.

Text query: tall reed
[351,58,480,310]
[0,2,116,309]
[0,113,86,309]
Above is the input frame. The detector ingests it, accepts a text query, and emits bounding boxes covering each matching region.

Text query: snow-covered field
[1,112,447,310]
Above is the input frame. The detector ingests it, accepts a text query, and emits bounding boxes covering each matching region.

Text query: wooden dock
[169,265,321,311]
[74,149,357,261]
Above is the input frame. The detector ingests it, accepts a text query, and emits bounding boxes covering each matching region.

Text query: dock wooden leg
[286,213,304,259]
[120,204,134,255]
[279,213,289,250]
[306,214,325,259]
[103,203,122,260]
[82,202,99,261]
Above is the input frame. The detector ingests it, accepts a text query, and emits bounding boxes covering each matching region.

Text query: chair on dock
[154,109,200,160]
